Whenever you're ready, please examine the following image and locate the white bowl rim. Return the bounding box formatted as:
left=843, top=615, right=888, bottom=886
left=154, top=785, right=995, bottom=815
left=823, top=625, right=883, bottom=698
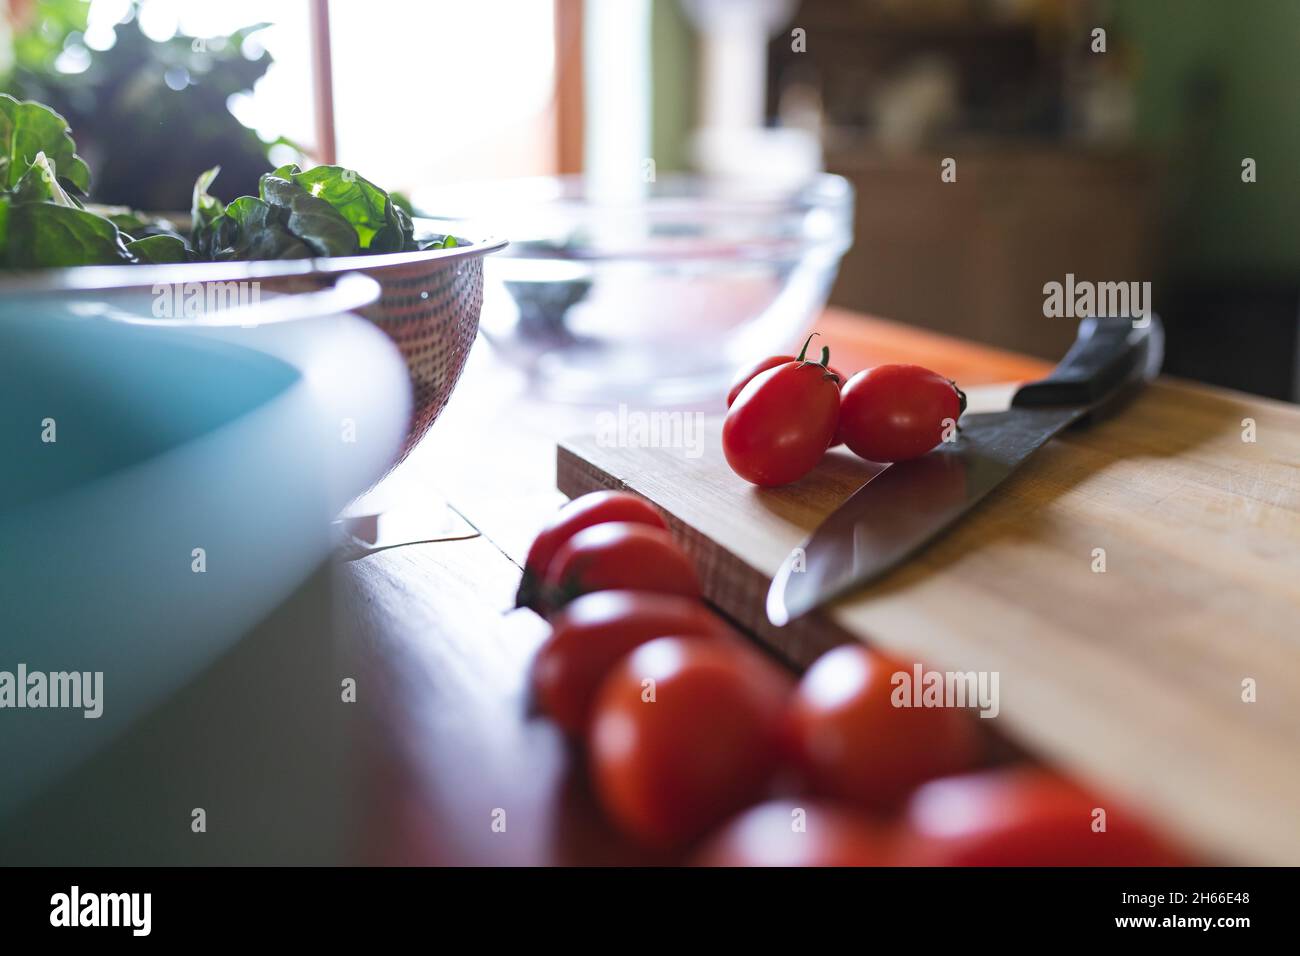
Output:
left=0, top=271, right=385, bottom=329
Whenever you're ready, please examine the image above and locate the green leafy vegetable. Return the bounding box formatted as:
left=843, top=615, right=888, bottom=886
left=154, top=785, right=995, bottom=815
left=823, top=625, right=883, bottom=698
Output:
left=0, top=96, right=131, bottom=268
left=3, top=199, right=132, bottom=267
left=12, top=152, right=78, bottom=207
left=0, top=93, right=90, bottom=194
left=95, top=206, right=186, bottom=244
left=102, top=209, right=155, bottom=234
left=259, top=170, right=359, bottom=257
left=213, top=195, right=313, bottom=260
left=0, top=94, right=465, bottom=272
left=191, top=166, right=225, bottom=237
left=125, top=234, right=190, bottom=264
left=278, top=165, right=398, bottom=250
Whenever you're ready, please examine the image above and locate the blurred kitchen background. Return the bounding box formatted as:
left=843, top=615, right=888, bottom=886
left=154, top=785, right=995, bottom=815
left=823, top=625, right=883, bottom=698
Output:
left=4, top=0, right=1298, bottom=402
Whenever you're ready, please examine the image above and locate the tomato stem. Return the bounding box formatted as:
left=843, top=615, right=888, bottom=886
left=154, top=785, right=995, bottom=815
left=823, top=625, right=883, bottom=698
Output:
left=948, top=379, right=968, bottom=432
left=797, top=332, right=838, bottom=381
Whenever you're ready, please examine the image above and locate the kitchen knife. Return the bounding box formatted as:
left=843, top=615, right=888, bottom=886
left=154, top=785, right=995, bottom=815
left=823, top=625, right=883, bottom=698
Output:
left=767, top=315, right=1164, bottom=626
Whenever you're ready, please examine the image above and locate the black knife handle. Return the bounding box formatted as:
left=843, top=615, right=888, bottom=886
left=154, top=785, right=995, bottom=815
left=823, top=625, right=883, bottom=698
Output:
left=1012, top=315, right=1161, bottom=416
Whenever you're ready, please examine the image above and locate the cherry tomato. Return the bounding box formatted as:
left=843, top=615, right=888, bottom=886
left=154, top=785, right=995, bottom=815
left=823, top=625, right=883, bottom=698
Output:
left=517, top=491, right=666, bottom=610
left=723, top=342, right=842, bottom=487
left=543, top=522, right=699, bottom=609
left=838, top=364, right=966, bottom=463
left=729, top=353, right=848, bottom=449
left=531, top=591, right=735, bottom=735
left=727, top=355, right=792, bottom=408
left=729, top=355, right=846, bottom=406
left=692, top=800, right=890, bottom=867
left=826, top=368, right=848, bottom=449
left=899, top=768, right=1190, bottom=866
left=589, top=637, right=792, bottom=848
left=786, top=645, right=981, bottom=812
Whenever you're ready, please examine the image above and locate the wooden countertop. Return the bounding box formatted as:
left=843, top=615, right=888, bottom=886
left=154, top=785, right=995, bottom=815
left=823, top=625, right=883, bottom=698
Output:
left=12, top=307, right=1285, bottom=865
left=335, top=309, right=1182, bottom=866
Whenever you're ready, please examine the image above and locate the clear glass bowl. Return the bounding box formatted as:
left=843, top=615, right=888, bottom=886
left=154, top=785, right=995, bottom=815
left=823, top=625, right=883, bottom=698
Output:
left=414, top=174, right=854, bottom=405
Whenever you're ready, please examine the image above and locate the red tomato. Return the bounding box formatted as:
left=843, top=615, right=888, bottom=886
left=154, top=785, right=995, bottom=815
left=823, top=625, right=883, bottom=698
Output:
left=722, top=352, right=842, bottom=487
left=729, top=356, right=847, bottom=404
left=692, top=800, right=890, bottom=867
left=838, top=364, right=966, bottom=463
left=826, top=366, right=848, bottom=449
left=727, top=355, right=792, bottom=408
left=532, top=591, right=735, bottom=735
left=786, top=645, right=981, bottom=812
left=729, top=353, right=848, bottom=449
left=898, top=768, right=1190, bottom=866
left=543, top=522, right=699, bottom=609
left=517, top=491, right=666, bottom=610
left=589, top=637, right=792, bottom=848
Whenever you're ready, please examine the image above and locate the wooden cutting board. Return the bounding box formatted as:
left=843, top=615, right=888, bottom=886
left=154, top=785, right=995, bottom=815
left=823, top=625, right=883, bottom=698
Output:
left=558, top=377, right=1300, bottom=865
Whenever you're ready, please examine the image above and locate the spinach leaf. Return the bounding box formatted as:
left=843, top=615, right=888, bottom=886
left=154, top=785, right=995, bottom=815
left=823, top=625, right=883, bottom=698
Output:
left=0, top=94, right=91, bottom=195
left=126, top=234, right=190, bottom=264
left=94, top=207, right=186, bottom=244
left=371, top=198, right=416, bottom=253
left=11, top=152, right=78, bottom=207
left=257, top=163, right=418, bottom=253
left=417, top=233, right=458, bottom=251
left=191, top=166, right=225, bottom=233
left=189, top=165, right=229, bottom=259
left=259, top=171, right=359, bottom=257
left=0, top=95, right=463, bottom=270
left=3, top=200, right=133, bottom=267
left=286, top=165, right=392, bottom=249
left=217, top=195, right=313, bottom=260
left=98, top=207, right=147, bottom=230
left=390, top=191, right=415, bottom=216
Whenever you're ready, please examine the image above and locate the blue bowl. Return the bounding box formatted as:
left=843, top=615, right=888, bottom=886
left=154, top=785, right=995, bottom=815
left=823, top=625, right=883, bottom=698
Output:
left=0, top=274, right=408, bottom=814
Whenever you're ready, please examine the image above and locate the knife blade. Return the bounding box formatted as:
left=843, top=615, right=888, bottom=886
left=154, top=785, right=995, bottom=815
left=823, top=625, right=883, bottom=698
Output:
left=767, top=315, right=1163, bottom=626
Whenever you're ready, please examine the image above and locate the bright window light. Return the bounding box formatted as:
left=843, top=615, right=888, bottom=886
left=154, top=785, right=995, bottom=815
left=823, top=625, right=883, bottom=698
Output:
left=112, top=0, right=557, bottom=190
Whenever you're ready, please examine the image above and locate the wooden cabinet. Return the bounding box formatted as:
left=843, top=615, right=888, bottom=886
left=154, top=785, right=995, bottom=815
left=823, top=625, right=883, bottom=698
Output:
left=827, top=146, right=1159, bottom=360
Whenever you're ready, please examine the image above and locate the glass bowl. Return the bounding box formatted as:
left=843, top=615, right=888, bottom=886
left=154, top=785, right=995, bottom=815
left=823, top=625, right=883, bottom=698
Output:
left=415, top=174, right=854, bottom=405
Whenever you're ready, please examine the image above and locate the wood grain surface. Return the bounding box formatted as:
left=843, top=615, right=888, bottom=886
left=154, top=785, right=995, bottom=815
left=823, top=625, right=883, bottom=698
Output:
left=310, top=309, right=1066, bottom=865
left=558, top=377, right=1300, bottom=865
left=24, top=305, right=1293, bottom=866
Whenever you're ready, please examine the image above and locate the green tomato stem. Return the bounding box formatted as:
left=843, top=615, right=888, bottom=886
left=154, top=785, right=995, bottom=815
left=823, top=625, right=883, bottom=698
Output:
left=796, top=331, right=819, bottom=363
